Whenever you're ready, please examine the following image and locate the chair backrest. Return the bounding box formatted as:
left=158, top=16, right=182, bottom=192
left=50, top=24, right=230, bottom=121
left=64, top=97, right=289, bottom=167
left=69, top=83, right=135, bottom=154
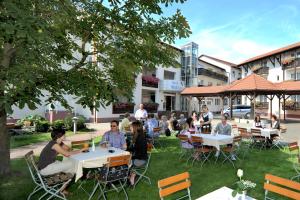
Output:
left=250, top=128, right=261, bottom=135
left=158, top=172, right=191, bottom=200
left=237, top=127, right=247, bottom=135
left=178, top=134, right=189, bottom=142
left=233, top=135, right=242, bottom=143
left=264, top=173, right=300, bottom=199
left=107, top=154, right=131, bottom=168
left=153, top=127, right=161, bottom=132
left=189, top=130, right=195, bottom=134
left=289, top=142, right=299, bottom=152
left=71, top=139, right=91, bottom=150
left=190, top=136, right=203, bottom=144
left=25, top=151, right=45, bottom=187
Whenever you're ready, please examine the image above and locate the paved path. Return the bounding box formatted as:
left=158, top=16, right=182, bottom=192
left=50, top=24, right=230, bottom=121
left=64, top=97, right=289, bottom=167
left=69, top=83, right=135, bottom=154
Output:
left=10, top=123, right=110, bottom=159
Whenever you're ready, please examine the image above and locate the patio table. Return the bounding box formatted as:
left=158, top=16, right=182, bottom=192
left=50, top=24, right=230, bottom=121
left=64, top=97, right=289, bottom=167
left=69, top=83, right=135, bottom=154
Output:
left=247, top=128, right=278, bottom=138
left=184, top=132, right=233, bottom=150
left=196, top=186, right=256, bottom=200
left=70, top=147, right=130, bottom=182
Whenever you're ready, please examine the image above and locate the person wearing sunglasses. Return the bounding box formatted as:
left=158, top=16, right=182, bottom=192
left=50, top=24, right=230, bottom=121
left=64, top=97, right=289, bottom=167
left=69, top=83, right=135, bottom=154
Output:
left=100, top=120, right=127, bottom=150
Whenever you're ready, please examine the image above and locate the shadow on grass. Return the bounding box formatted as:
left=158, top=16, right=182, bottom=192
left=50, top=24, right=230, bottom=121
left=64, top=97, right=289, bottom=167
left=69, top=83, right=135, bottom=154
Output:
left=1, top=136, right=297, bottom=200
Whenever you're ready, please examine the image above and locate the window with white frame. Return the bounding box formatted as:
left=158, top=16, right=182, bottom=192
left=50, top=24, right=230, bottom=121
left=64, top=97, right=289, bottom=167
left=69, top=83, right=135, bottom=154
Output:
left=291, top=72, right=300, bottom=80
left=215, top=98, right=220, bottom=105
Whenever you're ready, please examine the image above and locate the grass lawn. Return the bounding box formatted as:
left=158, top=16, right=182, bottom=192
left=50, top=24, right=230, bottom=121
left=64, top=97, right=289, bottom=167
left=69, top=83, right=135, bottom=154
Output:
left=1, top=136, right=298, bottom=200
left=10, top=130, right=93, bottom=148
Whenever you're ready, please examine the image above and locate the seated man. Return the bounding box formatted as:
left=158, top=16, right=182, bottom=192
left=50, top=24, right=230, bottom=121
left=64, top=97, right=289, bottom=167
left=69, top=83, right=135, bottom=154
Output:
left=144, top=113, right=160, bottom=138
left=100, top=120, right=127, bottom=150
left=214, top=115, right=232, bottom=136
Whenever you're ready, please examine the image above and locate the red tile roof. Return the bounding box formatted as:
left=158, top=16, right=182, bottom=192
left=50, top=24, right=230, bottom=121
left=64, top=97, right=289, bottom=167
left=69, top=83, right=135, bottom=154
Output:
left=181, top=74, right=300, bottom=96
left=226, top=73, right=278, bottom=92
left=239, top=41, right=300, bottom=65
left=181, top=85, right=228, bottom=96
left=199, top=55, right=238, bottom=68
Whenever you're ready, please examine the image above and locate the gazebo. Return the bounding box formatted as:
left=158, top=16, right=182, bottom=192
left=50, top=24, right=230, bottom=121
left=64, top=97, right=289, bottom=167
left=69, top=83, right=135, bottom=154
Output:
left=181, top=74, right=300, bottom=121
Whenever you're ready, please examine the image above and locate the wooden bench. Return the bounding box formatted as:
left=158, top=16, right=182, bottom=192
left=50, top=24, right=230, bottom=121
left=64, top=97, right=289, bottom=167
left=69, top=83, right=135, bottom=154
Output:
left=264, top=173, right=300, bottom=200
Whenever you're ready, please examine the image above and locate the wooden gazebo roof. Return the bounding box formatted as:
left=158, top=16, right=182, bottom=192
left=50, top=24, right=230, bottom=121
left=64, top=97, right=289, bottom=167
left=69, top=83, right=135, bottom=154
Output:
left=181, top=74, right=300, bottom=97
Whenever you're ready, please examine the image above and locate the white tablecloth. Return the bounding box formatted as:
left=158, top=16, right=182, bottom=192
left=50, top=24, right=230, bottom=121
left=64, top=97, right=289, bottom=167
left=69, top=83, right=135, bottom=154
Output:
left=247, top=128, right=278, bottom=138
left=196, top=186, right=256, bottom=200
left=184, top=132, right=233, bottom=150
left=70, top=147, right=130, bottom=182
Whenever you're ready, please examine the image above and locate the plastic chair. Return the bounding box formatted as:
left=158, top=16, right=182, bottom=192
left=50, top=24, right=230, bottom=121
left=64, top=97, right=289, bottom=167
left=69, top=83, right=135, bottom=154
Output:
left=158, top=172, right=191, bottom=200
left=25, top=151, right=72, bottom=200
left=89, top=154, right=131, bottom=200
left=264, top=173, right=300, bottom=200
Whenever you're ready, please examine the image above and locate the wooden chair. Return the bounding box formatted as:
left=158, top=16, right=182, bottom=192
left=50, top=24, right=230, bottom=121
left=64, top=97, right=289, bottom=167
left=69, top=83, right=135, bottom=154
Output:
left=178, top=134, right=193, bottom=161
left=221, top=136, right=242, bottom=168
left=190, top=136, right=213, bottom=166
left=291, top=156, right=300, bottom=181
left=288, top=142, right=299, bottom=158
left=89, top=155, right=131, bottom=200
left=251, top=128, right=266, bottom=150
left=264, top=173, right=300, bottom=200
left=158, top=172, right=191, bottom=200
left=71, top=139, right=91, bottom=150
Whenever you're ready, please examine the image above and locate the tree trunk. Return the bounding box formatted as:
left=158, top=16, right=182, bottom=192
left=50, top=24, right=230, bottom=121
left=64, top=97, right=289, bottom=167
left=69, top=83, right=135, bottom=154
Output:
left=0, top=104, right=9, bottom=175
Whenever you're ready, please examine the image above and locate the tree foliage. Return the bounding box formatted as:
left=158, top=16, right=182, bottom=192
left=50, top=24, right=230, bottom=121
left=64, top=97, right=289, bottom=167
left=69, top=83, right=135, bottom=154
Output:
left=0, top=0, right=191, bottom=112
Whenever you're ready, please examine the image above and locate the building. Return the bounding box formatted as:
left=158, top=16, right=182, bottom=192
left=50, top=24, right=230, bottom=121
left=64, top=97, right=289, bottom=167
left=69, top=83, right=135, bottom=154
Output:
left=238, top=41, right=300, bottom=118
left=9, top=44, right=184, bottom=123
left=186, top=54, right=241, bottom=113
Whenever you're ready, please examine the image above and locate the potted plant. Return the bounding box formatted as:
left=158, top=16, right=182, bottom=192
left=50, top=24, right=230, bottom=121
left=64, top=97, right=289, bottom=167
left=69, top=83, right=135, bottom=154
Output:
left=232, top=169, right=256, bottom=199
left=112, top=102, right=135, bottom=114
left=142, top=75, right=159, bottom=88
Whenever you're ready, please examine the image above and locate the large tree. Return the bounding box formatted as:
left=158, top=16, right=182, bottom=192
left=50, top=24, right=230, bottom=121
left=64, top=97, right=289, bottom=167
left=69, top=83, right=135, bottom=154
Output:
left=0, top=0, right=190, bottom=175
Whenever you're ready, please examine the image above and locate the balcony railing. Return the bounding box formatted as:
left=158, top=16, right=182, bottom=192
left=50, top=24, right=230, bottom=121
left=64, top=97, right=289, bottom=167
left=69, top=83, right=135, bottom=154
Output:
left=197, top=68, right=228, bottom=82
left=160, top=80, right=184, bottom=92
left=255, top=102, right=269, bottom=109
left=142, top=75, right=159, bottom=88
left=283, top=58, right=300, bottom=69
left=112, top=103, right=135, bottom=114
left=254, top=66, right=269, bottom=76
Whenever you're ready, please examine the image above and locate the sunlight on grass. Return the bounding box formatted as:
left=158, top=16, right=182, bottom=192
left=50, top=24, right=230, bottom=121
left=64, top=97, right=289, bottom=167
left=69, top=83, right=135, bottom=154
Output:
left=1, top=136, right=298, bottom=200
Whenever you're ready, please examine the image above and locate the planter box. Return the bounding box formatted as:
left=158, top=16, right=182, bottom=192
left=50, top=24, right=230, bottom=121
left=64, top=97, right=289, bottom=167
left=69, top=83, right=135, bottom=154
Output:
left=142, top=75, right=159, bottom=88
left=112, top=103, right=135, bottom=114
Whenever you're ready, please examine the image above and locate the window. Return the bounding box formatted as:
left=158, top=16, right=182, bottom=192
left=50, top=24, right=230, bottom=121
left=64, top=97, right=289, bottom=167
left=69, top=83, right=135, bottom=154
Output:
left=291, top=72, right=300, bottom=80
left=297, top=52, right=300, bottom=58
left=224, top=98, right=228, bottom=105
left=277, top=75, right=279, bottom=81
left=215, top=98, right=220, bottom=105
left=232, top=71, right=236, bottom=78
left=208, top=82, right=213, bottom=86
left=164, top=70, right=175, bottom=80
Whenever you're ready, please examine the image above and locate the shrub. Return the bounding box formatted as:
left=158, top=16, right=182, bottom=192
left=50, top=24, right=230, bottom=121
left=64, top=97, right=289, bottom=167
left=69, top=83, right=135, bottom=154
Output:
left=35, top=120, right=50, bottom=132
left=63, top=115, right=86, bottom=131
left=52, top=120, right=65, bottom=130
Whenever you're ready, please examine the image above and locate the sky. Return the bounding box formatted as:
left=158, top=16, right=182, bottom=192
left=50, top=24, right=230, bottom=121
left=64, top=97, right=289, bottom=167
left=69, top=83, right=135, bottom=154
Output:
left=163, top=0, right=300, bottom=64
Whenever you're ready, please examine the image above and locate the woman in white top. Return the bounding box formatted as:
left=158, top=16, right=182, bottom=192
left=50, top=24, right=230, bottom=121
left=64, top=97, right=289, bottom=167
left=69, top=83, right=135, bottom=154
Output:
left=253, top=115, right=262, bottom=128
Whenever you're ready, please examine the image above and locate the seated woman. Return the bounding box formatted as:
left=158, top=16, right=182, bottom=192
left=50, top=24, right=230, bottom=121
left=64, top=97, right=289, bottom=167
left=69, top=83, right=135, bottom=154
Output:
left=253, top=114, right=262, bottom=128
left=159, top=115, right=170, bottom=136
left=271, top=114, right=280, bottom=130
left=38, top=128, right=84, bottom=194
left=128, top=121, right=148, bottom=185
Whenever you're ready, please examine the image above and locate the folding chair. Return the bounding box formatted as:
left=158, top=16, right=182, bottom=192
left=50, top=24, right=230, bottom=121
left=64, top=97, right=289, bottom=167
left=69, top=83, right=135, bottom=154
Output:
left=264, top=173, right=300, bottom=200
left=291, top=156, right=300, bottom=181
left=190, top=136, right=213, bottom=167
left=238, top=127, right=252, bottom=159
left=288, top=142, right=299, bottom=158
left=150, top=127, right=162, bottom=148
left=89, top=155, right=131, bottom=200
left=271, top=128, right=286, bottom=150
left=251, top=128, right=267, bottom=150
left=178, top=134, right=193, bottom=162
left=158, top=172, right=191, bottom=200
left=221, top=136, right=242, bottom=168
left=132, top=143, right=153, bottom=188
left=25, top=151, right=72, bottom=200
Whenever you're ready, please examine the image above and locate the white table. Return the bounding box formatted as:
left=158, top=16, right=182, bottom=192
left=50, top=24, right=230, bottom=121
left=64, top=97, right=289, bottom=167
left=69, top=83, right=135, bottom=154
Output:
left=247, top=128, right=278, bottom=138
left=70, top=147, right=130, bottom=182
left=184, top=132, right=233, bottom=150
left=196, top=186, right=256, bottom=200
